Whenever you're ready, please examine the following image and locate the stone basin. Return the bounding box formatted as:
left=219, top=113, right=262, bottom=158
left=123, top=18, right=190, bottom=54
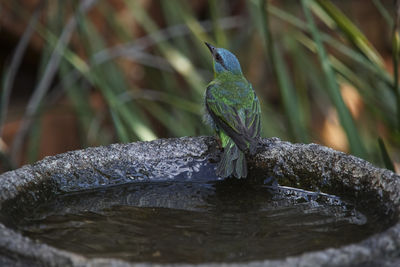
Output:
left=0, top=136, right=399, bottom=266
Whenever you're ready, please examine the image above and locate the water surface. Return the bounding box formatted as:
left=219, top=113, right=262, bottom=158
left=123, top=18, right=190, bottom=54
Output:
left=11, top=180, right=392, bottom=263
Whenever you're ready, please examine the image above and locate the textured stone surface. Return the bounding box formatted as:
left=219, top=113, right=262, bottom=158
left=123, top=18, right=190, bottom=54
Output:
left=0, top=136, right=399, bottom=266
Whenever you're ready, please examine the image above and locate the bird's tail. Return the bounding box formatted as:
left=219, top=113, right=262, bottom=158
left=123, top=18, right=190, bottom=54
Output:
left=216, top=139, right=247, bottom=178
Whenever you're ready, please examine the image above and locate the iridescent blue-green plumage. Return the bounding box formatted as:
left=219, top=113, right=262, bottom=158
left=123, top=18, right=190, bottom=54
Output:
left=204, top=43, right=261, bottom=178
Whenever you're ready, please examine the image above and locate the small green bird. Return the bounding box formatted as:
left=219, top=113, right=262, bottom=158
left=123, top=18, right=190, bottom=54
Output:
left=204, top=43, right=261, bottom=179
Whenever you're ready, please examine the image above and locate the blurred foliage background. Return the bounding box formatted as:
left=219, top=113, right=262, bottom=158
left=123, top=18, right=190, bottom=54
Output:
left=0, top=0, right=399, bottom=174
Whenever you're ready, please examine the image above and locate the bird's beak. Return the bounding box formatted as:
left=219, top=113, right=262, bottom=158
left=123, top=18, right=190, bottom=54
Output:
left=205, top=42, right=216, bottom=55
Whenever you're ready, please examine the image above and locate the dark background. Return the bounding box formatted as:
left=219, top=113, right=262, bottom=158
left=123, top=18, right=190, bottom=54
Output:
left=0, top=0, right=398, bottom=173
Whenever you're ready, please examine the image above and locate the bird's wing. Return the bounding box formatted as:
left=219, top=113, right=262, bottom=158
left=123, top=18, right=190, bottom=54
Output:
left=206, top=84, right=261, bottom=154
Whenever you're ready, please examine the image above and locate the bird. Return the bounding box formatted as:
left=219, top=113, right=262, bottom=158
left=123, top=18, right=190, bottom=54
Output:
left=204, top=42, right=261, bottom=179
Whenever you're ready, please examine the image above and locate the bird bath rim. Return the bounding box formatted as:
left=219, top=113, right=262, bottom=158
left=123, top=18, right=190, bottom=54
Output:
left=0, top=136, right=399, bottom=266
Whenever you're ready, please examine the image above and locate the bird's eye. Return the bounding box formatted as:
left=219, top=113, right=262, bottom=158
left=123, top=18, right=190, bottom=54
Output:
left=215, top=53, right=222, bottom=62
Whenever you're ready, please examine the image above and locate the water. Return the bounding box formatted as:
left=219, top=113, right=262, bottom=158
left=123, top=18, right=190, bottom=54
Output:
left=7, top=180, right=393, bottom=264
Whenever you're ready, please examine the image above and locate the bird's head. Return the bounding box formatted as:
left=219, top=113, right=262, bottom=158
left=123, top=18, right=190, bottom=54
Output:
left=205, top=42, right=242, bottom=75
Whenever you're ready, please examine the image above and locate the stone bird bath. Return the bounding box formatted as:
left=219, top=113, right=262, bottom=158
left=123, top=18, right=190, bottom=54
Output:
left=0, top=136, right=399, bottom=266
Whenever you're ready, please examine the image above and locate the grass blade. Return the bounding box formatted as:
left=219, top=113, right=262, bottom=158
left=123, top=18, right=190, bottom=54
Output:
left=302, top=0, right=367, bottom=158
left=0, top=3, right=42, bottom=138
left=372, top=0, right=393, bottom=28
left=253, top=0, right=309, bottom=142
left=378, top=137, right=395, bottom=171
left=268, top=4, right=392, bottom=86
left=314, top=0, right=384, bottom=68
left=110, top=110, right=130, bottom=143
left=10, top=0, right=98, bottom=163
left=392, top=1, right=400, bottom=131
left=209, top=0, right=228, bottom=47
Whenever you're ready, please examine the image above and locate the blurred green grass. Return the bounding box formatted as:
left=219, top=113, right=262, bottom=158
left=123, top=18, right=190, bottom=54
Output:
left=1, top=0, right=399, bottom=172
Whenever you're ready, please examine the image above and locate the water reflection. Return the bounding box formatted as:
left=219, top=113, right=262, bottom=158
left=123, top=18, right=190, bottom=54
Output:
left=13, top=179, right=391, bottom=263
